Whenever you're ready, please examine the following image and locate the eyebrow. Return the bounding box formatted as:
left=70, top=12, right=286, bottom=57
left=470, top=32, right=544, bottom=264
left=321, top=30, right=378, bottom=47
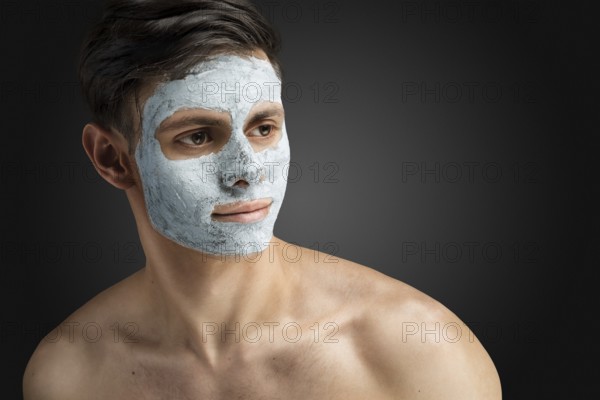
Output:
left=244, top=108, right=284, bottom=129
left=157, top=107, right=284, bottom=134
left=158, top=115, right=228, bottom=134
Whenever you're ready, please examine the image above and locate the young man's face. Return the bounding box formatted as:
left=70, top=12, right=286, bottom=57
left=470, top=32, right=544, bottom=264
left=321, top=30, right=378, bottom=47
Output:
left=134, top=52, right=290, bottom=256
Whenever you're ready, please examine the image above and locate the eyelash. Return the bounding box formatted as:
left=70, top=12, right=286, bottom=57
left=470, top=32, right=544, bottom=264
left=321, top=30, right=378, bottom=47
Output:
left=248, top=124, right=276, bottom=138
left=177, top=131, right=211, bottom=147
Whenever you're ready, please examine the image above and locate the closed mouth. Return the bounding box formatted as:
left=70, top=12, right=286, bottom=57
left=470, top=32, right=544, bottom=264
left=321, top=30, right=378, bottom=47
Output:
left=211, top=198, right=273, bottom=216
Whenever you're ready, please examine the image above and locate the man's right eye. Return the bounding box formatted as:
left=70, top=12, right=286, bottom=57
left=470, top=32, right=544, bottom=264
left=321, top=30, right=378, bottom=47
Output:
left=178, top=131, right=212, bottom=146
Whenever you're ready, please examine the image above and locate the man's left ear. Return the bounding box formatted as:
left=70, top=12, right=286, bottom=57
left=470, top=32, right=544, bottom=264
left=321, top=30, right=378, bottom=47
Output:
left=81, top=123, right=137, bottom=190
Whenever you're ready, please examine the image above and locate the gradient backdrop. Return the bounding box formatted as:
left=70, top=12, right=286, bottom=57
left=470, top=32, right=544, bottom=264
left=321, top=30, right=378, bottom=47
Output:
left=1, top=0, right=598, bottom=398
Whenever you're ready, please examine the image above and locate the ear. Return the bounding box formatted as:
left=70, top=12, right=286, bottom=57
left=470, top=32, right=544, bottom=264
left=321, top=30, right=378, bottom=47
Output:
left=82, top=123, right=136, bottom=190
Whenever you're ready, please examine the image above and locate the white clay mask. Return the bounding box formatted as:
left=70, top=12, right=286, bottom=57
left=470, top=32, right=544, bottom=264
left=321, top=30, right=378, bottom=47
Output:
left=135, top=54, right=290, bottom=255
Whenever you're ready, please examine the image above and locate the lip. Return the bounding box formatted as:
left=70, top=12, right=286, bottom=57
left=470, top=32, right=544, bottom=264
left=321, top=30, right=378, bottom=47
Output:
left=211, top=198, right=273, bottom=223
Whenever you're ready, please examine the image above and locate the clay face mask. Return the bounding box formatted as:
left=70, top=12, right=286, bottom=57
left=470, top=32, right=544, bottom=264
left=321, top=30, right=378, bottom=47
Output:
left=135, top=54, right=290, bottom=256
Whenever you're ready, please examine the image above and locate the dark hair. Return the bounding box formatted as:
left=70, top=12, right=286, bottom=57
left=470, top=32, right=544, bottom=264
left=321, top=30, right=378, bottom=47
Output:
left=78, top=0, right=282, bottom=148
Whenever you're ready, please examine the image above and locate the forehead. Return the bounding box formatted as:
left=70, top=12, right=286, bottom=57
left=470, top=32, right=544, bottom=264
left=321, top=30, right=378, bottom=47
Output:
left=140, top=54, right=282, bottom=134
left=144, top=54, right=279, bottom=104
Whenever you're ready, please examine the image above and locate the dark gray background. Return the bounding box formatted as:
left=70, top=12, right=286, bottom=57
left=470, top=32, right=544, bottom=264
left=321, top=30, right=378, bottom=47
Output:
left=1, top=0, right=598, bottom=398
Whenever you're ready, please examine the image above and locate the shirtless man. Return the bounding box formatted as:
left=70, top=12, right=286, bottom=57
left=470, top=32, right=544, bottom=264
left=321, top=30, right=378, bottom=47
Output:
left=23, top=0, right=502, bottom=398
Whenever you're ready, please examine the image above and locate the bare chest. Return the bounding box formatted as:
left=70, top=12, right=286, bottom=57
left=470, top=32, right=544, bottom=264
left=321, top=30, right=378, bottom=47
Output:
left=89, top=338, right=384, bottom=400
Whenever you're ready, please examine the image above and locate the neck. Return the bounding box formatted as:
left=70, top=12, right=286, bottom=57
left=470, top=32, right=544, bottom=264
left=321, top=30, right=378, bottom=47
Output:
left=145, top=234, right=290, bottom=320
left=134, top=218, right=293, bottom=359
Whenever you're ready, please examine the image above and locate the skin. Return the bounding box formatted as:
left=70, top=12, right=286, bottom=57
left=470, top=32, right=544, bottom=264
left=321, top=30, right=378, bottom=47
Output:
left=23, top=50, right=502, bottom=399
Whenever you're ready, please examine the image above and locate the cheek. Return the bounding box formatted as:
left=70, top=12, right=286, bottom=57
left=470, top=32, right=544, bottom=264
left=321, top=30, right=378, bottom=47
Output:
left=256, top=138, right=290, bottom=186
left=137, top=138, right=216, bottom=199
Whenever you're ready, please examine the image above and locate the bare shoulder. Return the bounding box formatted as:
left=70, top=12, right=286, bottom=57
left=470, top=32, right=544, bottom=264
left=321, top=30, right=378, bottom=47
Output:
left=23, top=270, right=143, bottom=400
left=298, top=248, right=502, bottom=399
left=362, top=283, right=502, bottom=399
left=23, top=326, right=89, bottom=400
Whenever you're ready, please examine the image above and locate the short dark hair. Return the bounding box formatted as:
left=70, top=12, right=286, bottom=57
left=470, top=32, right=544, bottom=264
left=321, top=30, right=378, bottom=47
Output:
left=78, top=0, right=282, bottom=147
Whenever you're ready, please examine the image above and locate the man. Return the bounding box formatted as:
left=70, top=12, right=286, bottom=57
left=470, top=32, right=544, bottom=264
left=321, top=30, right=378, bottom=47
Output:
left=23, top=0, right=501, bottom=398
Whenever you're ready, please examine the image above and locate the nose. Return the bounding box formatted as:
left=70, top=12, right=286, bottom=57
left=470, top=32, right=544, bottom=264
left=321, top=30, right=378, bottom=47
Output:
left=230, top=178, right=249, bottom=189
left=219, top=139, right=264, bottom=189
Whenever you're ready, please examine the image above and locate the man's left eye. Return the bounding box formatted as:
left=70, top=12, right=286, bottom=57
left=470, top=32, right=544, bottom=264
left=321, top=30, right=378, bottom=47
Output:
left=249, top=125, right=273, bottom=137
